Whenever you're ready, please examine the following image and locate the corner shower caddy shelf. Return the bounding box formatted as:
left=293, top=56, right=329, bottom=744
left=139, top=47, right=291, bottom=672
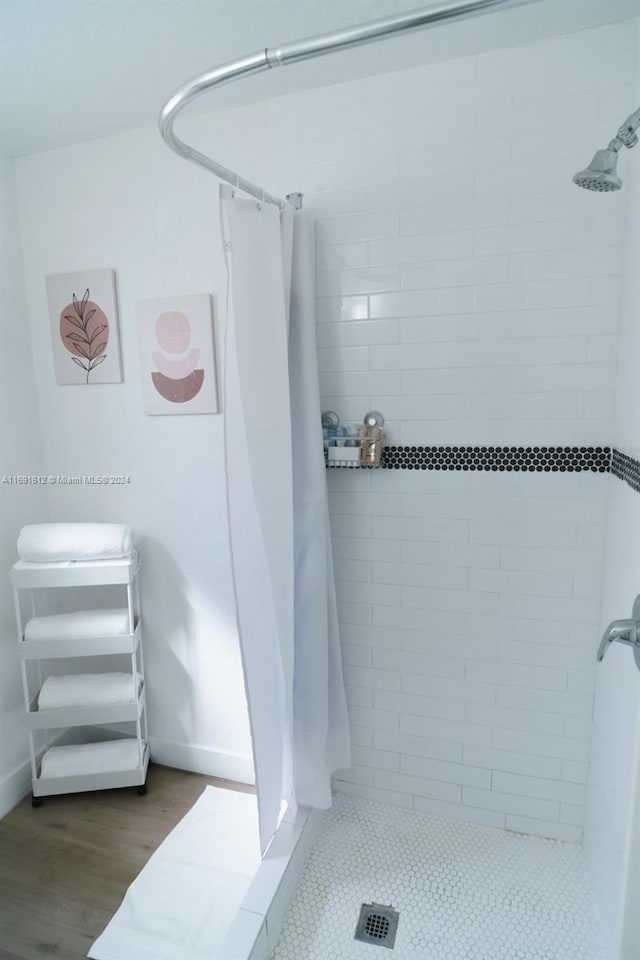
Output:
left=10, top=553, right=149, bottom=806
left=323, top=411, right=385, bottom=469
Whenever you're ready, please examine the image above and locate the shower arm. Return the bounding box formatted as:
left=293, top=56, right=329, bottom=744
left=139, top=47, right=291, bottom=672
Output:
left=609, top=106, right=640, bottom=151
left=159, top=0, right=532, bottom=208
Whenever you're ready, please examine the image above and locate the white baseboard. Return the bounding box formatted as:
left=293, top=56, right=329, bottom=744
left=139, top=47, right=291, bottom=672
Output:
left=149, top=737, right=255, bottom=786
left=0, top=756, right=32, bottom=819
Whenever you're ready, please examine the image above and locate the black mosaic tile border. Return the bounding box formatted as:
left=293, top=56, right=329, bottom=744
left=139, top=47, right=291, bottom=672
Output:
left=611, top=448, right=640, bottom=494
left=327, top=445, right=640, bottom=493
left=380, top=446, right=611, bottom=472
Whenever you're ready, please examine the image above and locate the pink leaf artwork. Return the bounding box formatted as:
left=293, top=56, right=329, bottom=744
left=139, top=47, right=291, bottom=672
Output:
left=59, top=288, right=110, bottom=383
left=46, top=269, right=123, bottom=385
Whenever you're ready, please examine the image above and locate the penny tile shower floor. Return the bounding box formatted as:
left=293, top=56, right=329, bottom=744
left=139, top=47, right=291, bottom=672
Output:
left=272, top=792, right=603, bottom=960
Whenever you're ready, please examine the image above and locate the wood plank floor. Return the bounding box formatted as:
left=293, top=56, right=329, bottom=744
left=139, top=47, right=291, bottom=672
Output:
left=0, top=764, right=255, bottom=960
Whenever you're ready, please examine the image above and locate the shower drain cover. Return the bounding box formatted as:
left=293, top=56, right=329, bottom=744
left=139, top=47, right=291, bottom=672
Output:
left=354, top=902, right=399, bottom=949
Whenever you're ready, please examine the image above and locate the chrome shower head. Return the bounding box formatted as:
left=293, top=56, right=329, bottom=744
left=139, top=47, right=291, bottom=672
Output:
left=573, top=105, right=640, bottom=192
left=573, top=147, right=622, bottom=192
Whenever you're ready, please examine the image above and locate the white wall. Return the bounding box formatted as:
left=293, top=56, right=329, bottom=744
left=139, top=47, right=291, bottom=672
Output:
left=0, top=156, right=47, bottom=815
left=13, top=111, right=272, bottom=782
left=261, top=19, right=635, bottom=840
left=585, top=19, right=640, bottom=957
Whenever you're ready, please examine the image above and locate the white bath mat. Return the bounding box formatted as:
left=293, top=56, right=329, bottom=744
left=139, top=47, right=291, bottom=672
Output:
left=89, top=784, right=260, bottom=960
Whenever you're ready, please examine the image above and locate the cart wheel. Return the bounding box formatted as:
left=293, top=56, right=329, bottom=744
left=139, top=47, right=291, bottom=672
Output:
left=137, top=783, right=147, bottom=796
left=31, top=794, right=43, bottom=808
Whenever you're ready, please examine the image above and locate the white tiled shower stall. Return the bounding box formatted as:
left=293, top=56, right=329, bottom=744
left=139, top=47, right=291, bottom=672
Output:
left=265, top=15, right=640, bottom=959
left=263, top=19, right=636, bottom=836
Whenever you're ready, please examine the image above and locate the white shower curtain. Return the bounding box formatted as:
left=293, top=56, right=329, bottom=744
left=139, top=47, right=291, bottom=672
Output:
left=220, top=186, right=350, bottom=853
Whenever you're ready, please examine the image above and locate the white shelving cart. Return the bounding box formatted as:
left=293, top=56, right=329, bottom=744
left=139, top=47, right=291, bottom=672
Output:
left=10, top=553, right=149, bottom=807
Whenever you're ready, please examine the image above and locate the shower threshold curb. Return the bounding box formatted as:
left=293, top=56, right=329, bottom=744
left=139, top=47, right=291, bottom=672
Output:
left=218, top=804, right=326, bottom=959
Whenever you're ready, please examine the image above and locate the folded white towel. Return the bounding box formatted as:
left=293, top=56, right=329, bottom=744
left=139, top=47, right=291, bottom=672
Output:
left=38, top=672, right=142, bottom=711
left=17, top=523, right=133, bottom=563
left=40, top=739, right=143, bottom=779
left=24, top=609, right=131, bottom=642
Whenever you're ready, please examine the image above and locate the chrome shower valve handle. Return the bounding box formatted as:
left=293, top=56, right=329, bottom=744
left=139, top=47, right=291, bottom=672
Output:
left=597, top=597, right=640, bottom=671
left=597, top=620, right=638, bottom=659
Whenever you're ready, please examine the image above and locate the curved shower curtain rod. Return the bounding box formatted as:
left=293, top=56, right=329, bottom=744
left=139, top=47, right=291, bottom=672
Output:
left=159, top=0, right=530, bottom=207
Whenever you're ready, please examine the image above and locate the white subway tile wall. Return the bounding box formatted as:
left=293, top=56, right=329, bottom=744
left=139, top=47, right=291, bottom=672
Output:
left=266, top=21, right=635, bottom=839
left=326, top=469, right=606, bottom=837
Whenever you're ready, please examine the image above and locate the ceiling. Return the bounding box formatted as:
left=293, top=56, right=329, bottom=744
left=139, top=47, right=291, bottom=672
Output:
left=1, top=0, right=638, bottom=157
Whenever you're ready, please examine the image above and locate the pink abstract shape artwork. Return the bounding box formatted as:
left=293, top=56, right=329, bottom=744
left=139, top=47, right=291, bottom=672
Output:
left=151, top=311, right=203, bottom=403
left=136, top=295, right=218, bottom=415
